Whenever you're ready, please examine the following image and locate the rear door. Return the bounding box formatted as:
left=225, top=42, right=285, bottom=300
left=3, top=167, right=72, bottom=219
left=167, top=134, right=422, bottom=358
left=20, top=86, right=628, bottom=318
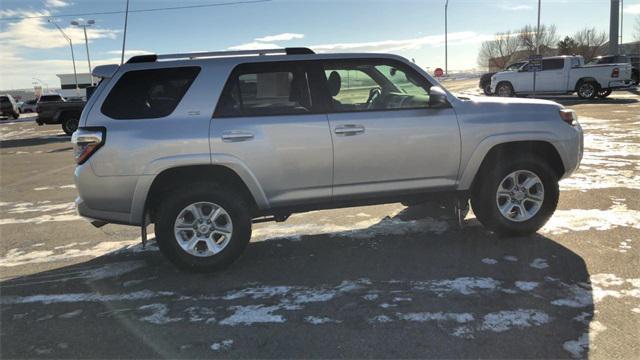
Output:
left=535, top=58, right=566, bottom=92
left=314, top=58, right=461, bottom=200
left=211, top=61, right=333, bottom=207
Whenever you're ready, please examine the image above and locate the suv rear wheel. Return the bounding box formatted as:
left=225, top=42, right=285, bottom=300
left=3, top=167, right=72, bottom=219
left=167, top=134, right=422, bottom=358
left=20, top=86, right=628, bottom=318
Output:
left=155, top=183, right=252, bottom=272
left=471, top=155, right=558, bottom=236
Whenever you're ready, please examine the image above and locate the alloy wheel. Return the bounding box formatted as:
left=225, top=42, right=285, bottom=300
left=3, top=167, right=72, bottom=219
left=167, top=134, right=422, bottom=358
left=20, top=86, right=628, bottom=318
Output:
left=173, top=202, right=233, bottom=257
left=495, top=170, right=545, bottom=222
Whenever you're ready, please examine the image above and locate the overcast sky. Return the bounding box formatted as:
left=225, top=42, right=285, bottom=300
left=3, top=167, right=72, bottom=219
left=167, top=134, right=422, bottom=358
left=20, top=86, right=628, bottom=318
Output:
left=1, top=0, right=639, bottom=89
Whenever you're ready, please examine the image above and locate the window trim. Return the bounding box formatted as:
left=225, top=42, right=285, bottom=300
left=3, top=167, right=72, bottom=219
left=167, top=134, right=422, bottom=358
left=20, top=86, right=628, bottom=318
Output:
left=213, top=61, right=324, bottom=119
left=100, top=66, right=201, bottom=120
left=314, top=58, right=444, bottom=114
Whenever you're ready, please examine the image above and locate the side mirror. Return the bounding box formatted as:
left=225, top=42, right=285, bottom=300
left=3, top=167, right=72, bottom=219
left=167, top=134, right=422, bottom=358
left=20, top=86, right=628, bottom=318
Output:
left=429, top=86, right=449, bottom=107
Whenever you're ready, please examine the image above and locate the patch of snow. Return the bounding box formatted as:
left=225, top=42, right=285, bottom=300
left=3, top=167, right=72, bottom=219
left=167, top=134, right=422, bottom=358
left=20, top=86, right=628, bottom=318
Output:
left=1, top=290, right=174, bottom=305
left=514, top=281, right=539, bottom=291
left=542, top=205, right=640, bottom=234
left=563, top=321, right=607, bottom=358
left=219, top=305, right=286, bottom=326
left=397, top=312, right=474, bottom=323
left=138, top=303, right=182, bottom=325
left=451, top=325, right=474, bottom=339
left=418, top=277, right=502, bottom=295
left=210, top=339, right=233, bottom=351
left=304, top=316, right=342, bottom=325
left=503, top=255, right=518, bottom=262
left=480, top=309, right=551, bottom=332
left=529, top=258, right=549, bottom=269
left=481, top=258, right=498, bottom=265
left=369, top=315, right=393, bottom=323
left=363, top=293, right=379, bottom=301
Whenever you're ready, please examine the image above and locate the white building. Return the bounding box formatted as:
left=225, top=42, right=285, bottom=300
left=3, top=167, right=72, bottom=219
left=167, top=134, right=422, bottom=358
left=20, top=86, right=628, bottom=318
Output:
left=56, top=73, right=99, bottom=99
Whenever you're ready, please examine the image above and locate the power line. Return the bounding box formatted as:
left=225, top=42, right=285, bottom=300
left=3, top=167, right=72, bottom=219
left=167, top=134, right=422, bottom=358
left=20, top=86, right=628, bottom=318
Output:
left=0, top=0, right=272, bottom=21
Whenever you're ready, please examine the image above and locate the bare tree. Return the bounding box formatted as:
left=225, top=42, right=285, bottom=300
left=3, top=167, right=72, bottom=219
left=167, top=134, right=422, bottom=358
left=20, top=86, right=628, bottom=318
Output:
left=557, top=36, right=578, bottom=55
left=573, top=27, right=607, bottom=62
left=477, top=31, right=521, bottom=70
left=518, top=24, right=559, bottom=56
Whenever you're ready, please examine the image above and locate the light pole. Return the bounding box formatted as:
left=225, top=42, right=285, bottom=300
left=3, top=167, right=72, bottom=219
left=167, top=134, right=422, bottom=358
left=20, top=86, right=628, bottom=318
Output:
left=71, top=19, right=95, bottom=85
left=445, top=0, right=448, bottom=76
left=32, top=78, right=49, bottom=92
left=121, top=0, right=130, bottom=65
left=48, top=19, right=79, bottom=96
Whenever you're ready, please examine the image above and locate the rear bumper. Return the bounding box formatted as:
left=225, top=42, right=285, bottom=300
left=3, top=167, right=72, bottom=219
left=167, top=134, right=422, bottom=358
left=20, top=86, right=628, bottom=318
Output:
left=76, top=196, right=133, bottom=226
left=607, top=79, right=634, bottom=90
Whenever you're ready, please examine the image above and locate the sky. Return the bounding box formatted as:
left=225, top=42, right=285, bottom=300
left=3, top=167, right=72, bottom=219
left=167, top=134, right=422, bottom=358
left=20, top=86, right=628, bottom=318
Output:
left=1, top=0, right=639, bottom=90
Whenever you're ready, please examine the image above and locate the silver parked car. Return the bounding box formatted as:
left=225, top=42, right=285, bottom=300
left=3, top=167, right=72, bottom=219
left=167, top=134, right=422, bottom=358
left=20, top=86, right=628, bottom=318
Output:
left=73, top=48, right=583, bottom=271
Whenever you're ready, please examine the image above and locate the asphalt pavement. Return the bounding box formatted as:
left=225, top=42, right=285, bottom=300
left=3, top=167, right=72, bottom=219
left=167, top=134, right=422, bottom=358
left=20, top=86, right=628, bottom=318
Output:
left=1, top=85, right=638, bottom=359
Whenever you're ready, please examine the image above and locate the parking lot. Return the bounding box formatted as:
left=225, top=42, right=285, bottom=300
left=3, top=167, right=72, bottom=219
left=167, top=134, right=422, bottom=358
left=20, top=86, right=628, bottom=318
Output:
left=1, top=82, right=639, bottom=358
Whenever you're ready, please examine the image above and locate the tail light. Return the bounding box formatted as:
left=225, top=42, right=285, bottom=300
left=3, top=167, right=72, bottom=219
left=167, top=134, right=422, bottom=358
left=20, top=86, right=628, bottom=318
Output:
left=559, top=109, right=577, bottom=126
left=611, top=68, right=619, bottom=78
left=71, top=127, right=105, bottom=164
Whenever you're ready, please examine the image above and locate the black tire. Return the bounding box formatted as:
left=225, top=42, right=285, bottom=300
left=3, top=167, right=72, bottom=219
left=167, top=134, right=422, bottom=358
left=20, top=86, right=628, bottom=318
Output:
left=155, top=182, right=252, bottom=272
left=471, top=155, right=559, bottom=236
left=483, top=83, right=493, bottom=96
left=10, top=112, right=19, bottom=120
left=496, top=82, right=514, bottom=97
left=61, top=116, right=79, bottom=135
left=576, top=81, right=597, bottom=99
left=596, top=89, right=612, bottom=98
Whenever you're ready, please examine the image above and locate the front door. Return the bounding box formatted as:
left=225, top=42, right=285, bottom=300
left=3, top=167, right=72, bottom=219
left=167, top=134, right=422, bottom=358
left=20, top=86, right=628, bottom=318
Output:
left=211, top=61, right=333, bottom=207
left=315, top=59, right=461, bottom=200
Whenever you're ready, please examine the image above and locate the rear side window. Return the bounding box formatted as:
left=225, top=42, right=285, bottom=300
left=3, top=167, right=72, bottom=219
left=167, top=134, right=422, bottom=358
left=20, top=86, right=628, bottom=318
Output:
left=542, top=59, right=564, bottom=70
left=214, top=62, right=312, bottom=117
left=101, top=67, right=200, bottom=120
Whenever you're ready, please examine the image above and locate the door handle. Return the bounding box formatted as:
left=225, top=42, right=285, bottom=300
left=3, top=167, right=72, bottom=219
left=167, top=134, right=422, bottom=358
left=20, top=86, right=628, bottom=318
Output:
left=221, top=131, right=254, bottom=142
left=334, top=124, right=365, bottom=136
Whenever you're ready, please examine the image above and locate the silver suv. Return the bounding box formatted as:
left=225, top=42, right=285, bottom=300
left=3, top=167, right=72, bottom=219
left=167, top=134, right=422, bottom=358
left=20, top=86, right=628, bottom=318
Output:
left=72, top=48, right=583, bottom=271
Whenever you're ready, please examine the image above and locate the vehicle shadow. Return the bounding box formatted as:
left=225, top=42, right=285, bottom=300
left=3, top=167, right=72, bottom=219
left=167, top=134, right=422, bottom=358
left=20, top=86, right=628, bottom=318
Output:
left=0, top=135, right=70, bottom=149
left=1, top=205, right=593, bottom=359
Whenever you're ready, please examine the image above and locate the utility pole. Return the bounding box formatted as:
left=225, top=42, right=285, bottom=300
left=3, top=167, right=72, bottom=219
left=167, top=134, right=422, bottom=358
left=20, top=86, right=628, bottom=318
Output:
left=610, top=0, right=620, bottom=55
left=48, top=19, right=79, bottom=96
left=532, top=0, right=541, bottom=97
left=121, top=0, right=130, bottom=65
left=445, top=0, right=449, bottom=76
left=620, top=0, right=623, bottom=47
left=71, top=19, right=96, bottom=85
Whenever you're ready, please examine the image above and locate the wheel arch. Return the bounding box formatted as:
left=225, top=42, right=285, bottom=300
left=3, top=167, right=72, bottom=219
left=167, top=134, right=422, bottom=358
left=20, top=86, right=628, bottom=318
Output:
left=574, top=77, right=600, bottom=91
left=139, top=164, right=267, bottom=225
left=460, top=139, right=565, bottom=192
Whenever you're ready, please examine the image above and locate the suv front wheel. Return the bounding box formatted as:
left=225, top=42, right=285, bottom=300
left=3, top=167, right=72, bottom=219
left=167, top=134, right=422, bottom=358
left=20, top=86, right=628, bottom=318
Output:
left=155, top=183, right=252, bottom=271
left=471, top=155, right=558, bottom=236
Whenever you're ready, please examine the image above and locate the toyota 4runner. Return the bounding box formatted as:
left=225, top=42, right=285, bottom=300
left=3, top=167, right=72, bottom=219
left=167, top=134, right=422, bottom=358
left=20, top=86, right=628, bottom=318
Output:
left=72, top=48, right=583, bottom=271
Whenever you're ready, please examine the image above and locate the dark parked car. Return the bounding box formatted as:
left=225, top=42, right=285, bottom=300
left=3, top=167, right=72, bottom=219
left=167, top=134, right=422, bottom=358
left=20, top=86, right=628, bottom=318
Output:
left=479, top=61, right=526, bottom=95
left=36, top=94, right=86, bottom=135
left=1, top=94, right=20, bottom=120
left=589, top=54, right=639, bottom=85
left=20, top=99, right=38, bottom=113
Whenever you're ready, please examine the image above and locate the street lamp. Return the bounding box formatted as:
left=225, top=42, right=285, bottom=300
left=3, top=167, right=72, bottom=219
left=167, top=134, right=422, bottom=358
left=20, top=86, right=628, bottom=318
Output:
left=71, top=19, right=95, bottom=85
left=48, top=19, right=79, bottom=96
left=32, top=78, right=49, bottom=92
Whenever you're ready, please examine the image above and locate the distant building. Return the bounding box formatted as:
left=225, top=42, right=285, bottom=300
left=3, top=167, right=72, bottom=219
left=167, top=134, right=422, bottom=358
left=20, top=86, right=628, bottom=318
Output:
left=56, top=73, right=99, bottom=99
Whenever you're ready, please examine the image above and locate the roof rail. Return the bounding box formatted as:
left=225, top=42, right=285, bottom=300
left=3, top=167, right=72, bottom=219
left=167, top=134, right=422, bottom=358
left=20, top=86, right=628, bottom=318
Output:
left=126, top=47, right=314, bottom=64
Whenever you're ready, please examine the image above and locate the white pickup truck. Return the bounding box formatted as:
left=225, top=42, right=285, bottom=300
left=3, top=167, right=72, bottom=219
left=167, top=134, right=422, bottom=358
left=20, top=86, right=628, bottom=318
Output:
left=490, top=55, right=633, bottom=99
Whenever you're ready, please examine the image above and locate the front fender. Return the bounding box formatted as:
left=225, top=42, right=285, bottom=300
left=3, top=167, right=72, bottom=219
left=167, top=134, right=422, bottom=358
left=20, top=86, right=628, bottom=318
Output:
left=457, top=132, right=561, bottom=190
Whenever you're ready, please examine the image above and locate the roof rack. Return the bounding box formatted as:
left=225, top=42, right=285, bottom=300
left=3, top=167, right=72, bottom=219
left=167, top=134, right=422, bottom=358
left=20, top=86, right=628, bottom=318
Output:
left=126, top=47, right=314, bottom=64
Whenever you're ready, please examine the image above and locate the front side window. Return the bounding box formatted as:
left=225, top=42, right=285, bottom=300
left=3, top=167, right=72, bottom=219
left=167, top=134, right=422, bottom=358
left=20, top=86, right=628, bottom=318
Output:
left=322, top=60, right=432, bottom=112
left=101, top=67, right=200, bottom=120
left=505, top=62, right=524, bottom=71
left=215, top=62, right=312, bottom=117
